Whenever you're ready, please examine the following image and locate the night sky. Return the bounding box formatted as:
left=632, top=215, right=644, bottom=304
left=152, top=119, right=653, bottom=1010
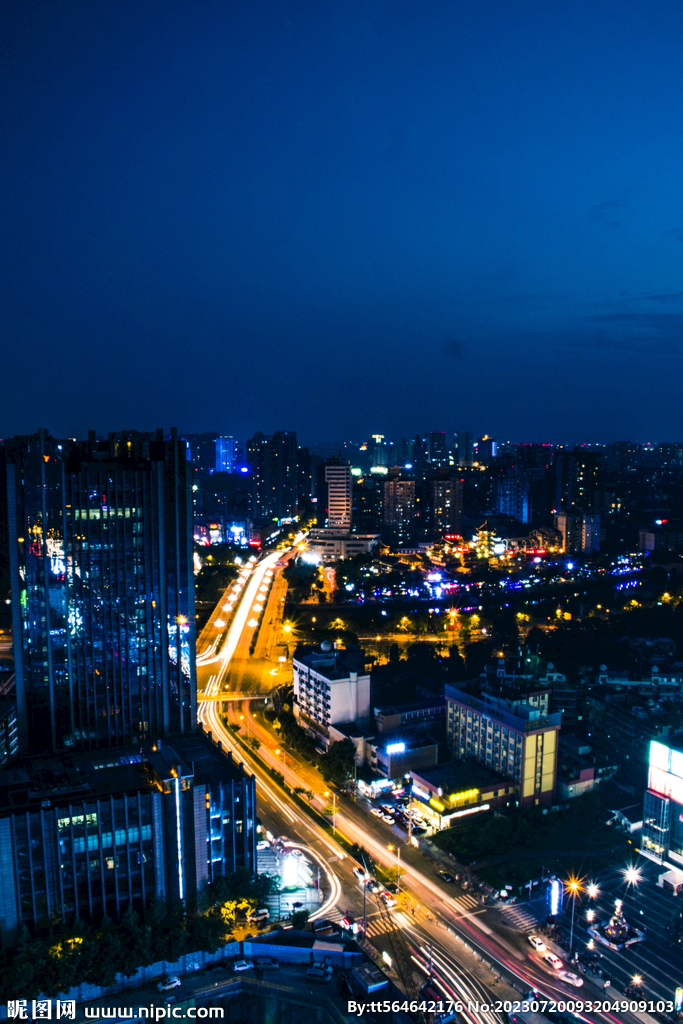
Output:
left=3, top=1, right=683, bottom=443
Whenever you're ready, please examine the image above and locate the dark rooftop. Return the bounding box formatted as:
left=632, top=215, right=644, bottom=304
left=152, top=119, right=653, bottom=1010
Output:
left=411, top=760, right=509, bottom=792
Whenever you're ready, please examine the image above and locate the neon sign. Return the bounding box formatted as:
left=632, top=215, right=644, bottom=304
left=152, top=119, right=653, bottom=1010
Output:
left=386, top=742, right=405, bottom=755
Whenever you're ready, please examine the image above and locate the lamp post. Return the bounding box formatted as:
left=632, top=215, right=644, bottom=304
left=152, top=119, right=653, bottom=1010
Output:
left=565, top=876, right=581, bottom=956
left=623, top=864, right=643, bottom=917
left=388, top=844, right=402, bottom=893
left=324, top=790, right=336, bottom=835
left=275, top=747, right=286, bottom=781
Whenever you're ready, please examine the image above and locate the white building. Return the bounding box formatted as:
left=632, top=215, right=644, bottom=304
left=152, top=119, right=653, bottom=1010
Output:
left=293, top=643, right=371, bottom=734
left=305, top=528, right=379, bottom=562
left=323, top=462, right=353, bottom=530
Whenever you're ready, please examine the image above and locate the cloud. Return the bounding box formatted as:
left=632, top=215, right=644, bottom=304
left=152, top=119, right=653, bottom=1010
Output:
left=631, top=292, right=683, bottom=303
left=589, top=200, right=633, bottom=230
left=442, top=336, right=466, bottom=358
left=585, top=312, right=683, bottom=352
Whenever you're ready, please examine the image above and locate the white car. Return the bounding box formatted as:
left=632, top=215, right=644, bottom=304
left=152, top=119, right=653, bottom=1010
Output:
left=353, top=866, right=367, bottom=882
left=527, top=935, right=546, bottom=952
left=257, top=840, right=270, bottom=850
left=232, top=960, right=254, bottom=972
left=370, top=807, right=383, bottom=817
left=381, top=814, right=395, bottom=824
left=544, top=952, right=563, bottom=970
left=157, top=977, right=181, bottom=992
left=559, top=971, right=584, bottom=988
left=381, top=892, right=398, bottom=907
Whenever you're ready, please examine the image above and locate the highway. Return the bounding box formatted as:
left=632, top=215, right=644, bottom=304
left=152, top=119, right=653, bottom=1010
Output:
left=194, top=546, right=649, bottom=1024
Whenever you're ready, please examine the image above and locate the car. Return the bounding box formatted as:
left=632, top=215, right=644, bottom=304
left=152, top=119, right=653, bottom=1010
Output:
left=381, top=814, right=395, bottom=824
left=247, top=908, right=270, bottom=922
left=291, top=849, right=304, bottom=858
left=380, top=803, right=394, bottom=813
left=437, top=871, right=454, bottom=883
left=255, top=958, right=279, bottom=970
left=353, top=866, right=368, bottom=882
left=366, top=878, right=382, bottom=893
left=370, top=807, right=383, bottom=817
left=157, top=977, right=181, bottom=992
left=558, top=971, right=583, bottom=988
left=381, top=892, right=398, bottom=907
left=256, top=840, right=270, bottom=850
left=527, top=935, right=546, bottom=952
left=384, top=882, right=400, bottom=894
left=232, top=960, right=254, bottom=972
left=543, top=953, right=563, bottom=970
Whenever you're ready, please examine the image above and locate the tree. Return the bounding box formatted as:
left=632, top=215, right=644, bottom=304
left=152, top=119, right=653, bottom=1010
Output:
left=249, top=736, right=261, bottom=751
left=318, top=738, right=356, bottom=789
left=290, top=909, right=309, bottom=930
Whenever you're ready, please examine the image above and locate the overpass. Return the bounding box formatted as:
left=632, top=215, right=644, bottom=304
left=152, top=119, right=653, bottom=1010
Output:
left=197, top=692, right=274, bottom=702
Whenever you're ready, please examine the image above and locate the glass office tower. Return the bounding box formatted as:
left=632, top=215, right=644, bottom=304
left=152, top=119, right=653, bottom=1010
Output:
left=6, top=429, right=196, bottom=754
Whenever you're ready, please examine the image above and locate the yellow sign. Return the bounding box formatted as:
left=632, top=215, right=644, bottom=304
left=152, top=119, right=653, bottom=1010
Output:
left=449, top=788, right=479, bottom=802
left=429, top=797, right=445, bottom=812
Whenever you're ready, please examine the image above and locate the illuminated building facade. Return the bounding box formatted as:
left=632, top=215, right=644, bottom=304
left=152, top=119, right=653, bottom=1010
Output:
left=316, top=459, right=353, bottom=530
left=409, top=762, right=515, bottom=828
left=5, top=429, right=196, bottom=754
left=247, top=430, right=298, bottom=521
left=0, top=732, right=256, bottom=940
left=445, top=684, right=561, bottom=808
left=293, top=644, right=370, bottom=734
left=641, top=736, right=683, bottom=865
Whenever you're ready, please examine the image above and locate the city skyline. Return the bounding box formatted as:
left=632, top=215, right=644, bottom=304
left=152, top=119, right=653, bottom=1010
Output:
left=4, top=1, right=683, bottom=440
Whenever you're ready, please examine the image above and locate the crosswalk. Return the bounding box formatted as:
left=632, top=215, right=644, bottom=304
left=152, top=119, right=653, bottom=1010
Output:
left=499, top=901, right=540, bottom=930
left=453, top=893, right=479, bottom=911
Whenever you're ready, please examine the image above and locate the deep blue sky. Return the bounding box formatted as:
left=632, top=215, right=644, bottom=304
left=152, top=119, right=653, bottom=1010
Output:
left=3, top=0, right=683, bottom=443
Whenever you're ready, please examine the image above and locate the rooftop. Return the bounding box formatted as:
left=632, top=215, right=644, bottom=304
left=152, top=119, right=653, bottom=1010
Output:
left=0, top=729, right=252, bottom=813
left=293, top=644, right=367, bottom=678
left=411, top=760, right=510, bottom=792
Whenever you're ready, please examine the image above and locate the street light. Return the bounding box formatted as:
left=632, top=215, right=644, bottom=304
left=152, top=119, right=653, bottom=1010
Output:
left=586, top=882, right=600, bottom=900
left=622, top=863, right=643, bottom=916
left=324, top=790, right=337, bottom=835
left=564, top=875, right=582, bottom=956
left=388, top=844, right=402, bottom=894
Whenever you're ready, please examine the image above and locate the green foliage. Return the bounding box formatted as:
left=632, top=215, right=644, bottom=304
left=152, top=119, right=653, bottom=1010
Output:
left=290, top=909, right=309, bottom=930
left=282, top=561, right=319, bottom=602
left=277, top=706, right=318, bottom=759
left=433, top=792, right=619, bottom=864
left=318, top=738, right=356, bottom=789
left=0, top=873, right=275, bottom=1001
left=249, top=736, right=261, bottom=751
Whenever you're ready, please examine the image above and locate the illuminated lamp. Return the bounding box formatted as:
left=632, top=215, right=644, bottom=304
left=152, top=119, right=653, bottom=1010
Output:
left=386, top=742, right=406, bottom=755
left=549, top=879, right=561, bottom=916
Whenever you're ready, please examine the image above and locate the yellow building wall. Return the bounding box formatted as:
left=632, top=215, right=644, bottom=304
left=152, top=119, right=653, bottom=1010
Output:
left=541, top=729, right=557, bottom=793
left=522, top=733, right=537, bottom=799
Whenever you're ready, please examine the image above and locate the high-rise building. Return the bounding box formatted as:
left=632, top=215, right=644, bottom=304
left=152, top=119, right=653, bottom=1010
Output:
left=368, top=434, right=387, bottom=470
left=445, top=684, right=561, bottom=808
left=428, top=432, right=448, bottom=468
left=352, top=476, right=383, bottom=534
left=428, top=476, right=463, bottom=537
left=475, top=435, right=497, bottom=465
left=383, top=478, right=416, bottom=548
left=5, top=429, right=196, bottom=755
left=215, top=435, right=236, bottom=474
left=316, top=459, right=352, bottom=530
left=553, top=512, right=601, bottom=554
left=247, top=430, right=298, bottom=521
left=554, top=447, right=603, bottom=514
left=0, top=732, right=257, bottom=939
left=455, top=431, right=473, bottom=467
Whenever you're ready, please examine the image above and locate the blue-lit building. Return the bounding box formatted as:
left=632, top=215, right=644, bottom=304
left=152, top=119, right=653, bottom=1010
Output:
left=641, top=736, right=683, bottom=866
left=5, top=429, right=196, bottom=754
left=0, top=730, right=256, bottom=941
